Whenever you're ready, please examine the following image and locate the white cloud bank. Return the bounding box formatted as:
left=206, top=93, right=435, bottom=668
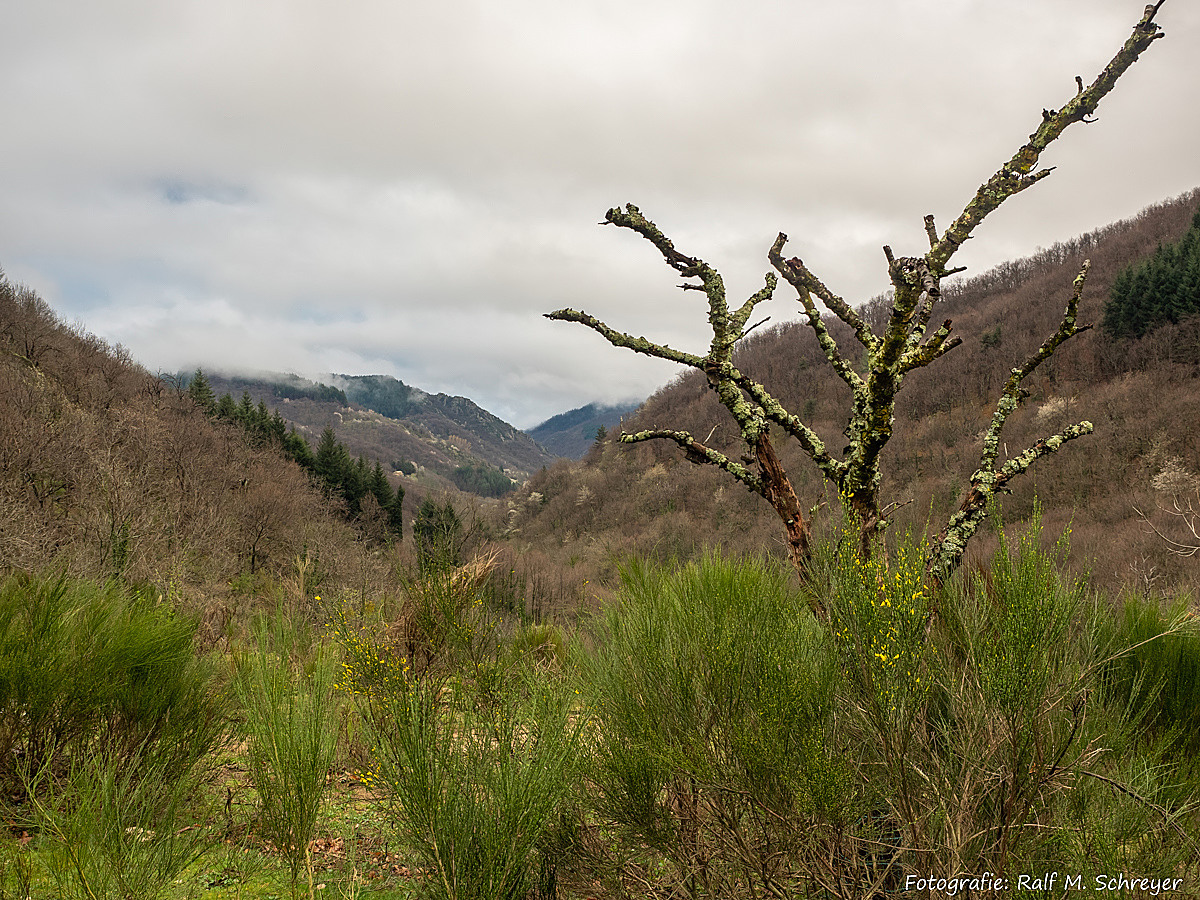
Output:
left=1, top=0, right=1196, bottom=428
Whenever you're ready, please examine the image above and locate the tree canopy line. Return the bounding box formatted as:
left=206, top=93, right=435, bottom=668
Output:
left=184, top=369, right=404, bottom=540
left=1103, top=205, right=1200, bottom=339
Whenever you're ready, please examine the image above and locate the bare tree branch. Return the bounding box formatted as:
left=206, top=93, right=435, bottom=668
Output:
left=543, top=308, right=705, bottom=369
left=768, top=236, right=867, bottom=393
left=1134, top=493, right=1200, bottom=558
left=738, top=315, right=772, bottom=341
left=900, top=321, right=963, bottom=373
left=770, top=234, right=878, bottom=353
left=554, top=207, right=821, bottom=581
left=927, top=6, right=1166, bottom=274
left=731, top=371, right=848, bottom=483
left=927, top=262, right=1096, bottom=586
left=620, top=428, right=762, bottom=492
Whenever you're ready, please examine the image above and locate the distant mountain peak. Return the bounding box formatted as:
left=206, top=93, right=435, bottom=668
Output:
left=528, top=401, right=642, bottom=459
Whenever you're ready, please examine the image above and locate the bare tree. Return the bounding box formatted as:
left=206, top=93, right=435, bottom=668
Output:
left=1135, top=456, right=1200, bottom=559
left=548, top=3, right=1168, bottom=597
left=1138, top=494, right=1200, bottom=559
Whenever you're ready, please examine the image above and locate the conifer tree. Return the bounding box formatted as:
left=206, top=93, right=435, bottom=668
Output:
left=343, top=456, right=368, bottom=516
left=283, top=429, right=315, bottom=471
left=414, top=498, right=462, bottom=572
left=215, top=393, right=237, bottom=422
left=186, top=368, right=216, bottom=413
left=314, top=427, right=346, bottom=490
left=368, top=462, right=391, bottom=509
left=387, top=483, right=405, bottom=540
left=236, top=391, right=255, bottom=427
left=255, top=400, right=271, bottom=439
left=1103, top=204, right=1200, bottom=339
left=269, top=410, right=288, bottom=445
left=365, top=461, right=404, bottom=540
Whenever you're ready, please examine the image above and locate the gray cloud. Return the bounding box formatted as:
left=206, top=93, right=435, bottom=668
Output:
left=2, top=0, right=1197, bottom=428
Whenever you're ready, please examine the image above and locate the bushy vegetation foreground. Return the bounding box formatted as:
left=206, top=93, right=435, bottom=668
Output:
left=1, top=511, right=1198, bottom=900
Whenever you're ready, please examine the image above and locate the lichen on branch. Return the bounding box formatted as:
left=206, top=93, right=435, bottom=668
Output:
left=545, top=4, right=1167, bottom=589
left=927, top=262, right=1096, bottom=587
left=926, top=4, right=1166, bottom=275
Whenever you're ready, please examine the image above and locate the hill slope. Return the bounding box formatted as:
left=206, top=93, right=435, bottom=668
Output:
left=500, top=189, right=1200, bottom=600
left=528, top=402, right=642, bottom=459
left=198, top=371, right=556, bottom=493
left=0, top=277, right=362, bottom=635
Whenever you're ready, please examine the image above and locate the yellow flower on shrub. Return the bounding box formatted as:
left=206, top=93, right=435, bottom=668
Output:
left=327, top=600, right=411, bottom=697
left=831, top=531, right=930, bottom=717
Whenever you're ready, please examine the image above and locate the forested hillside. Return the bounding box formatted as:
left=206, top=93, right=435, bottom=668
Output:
left=527, top=402, right=642, bottom=459
left=196, top=371, right=554, bottom=496
left=0, top=279, right=399, bottom=641
left=501, top=189, right=1200, bottom=601
left=5, top=190, right=1198, bottom=626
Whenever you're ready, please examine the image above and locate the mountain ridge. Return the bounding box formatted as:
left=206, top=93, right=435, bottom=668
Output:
left=194, top=370, right=559, bottom=495
left=528, top=402, right=643, bottom=459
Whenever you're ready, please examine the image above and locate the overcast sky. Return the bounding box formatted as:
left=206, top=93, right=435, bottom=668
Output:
left=2, top=0, right=1196, bottom=429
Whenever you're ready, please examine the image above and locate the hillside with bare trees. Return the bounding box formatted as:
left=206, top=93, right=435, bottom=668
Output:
left=504, top=189, right=1200, bottom=604
left=4, top=190, right=1198, bottom=629
left=0, top=277, right=377, bottom=641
